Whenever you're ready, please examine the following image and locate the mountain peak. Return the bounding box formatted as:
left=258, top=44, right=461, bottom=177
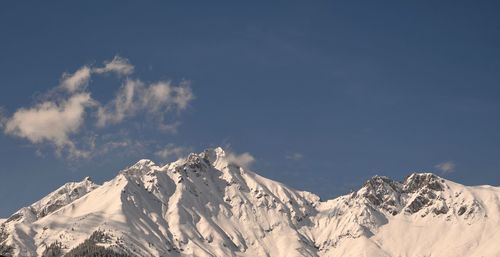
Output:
left=214, top=146, right=226, bottom=155
left=1, top=156, right=498, bottom=257
left=364, top=175, right=397, bottom=186
left=121, top=159, right=159, bottom=176
left=3, top=177, right=98, bottom=224
left=357, top=175, right=403, bottom=215
left=197, top=147, right=225, bottom=164
left=133, top=159, right=156, bottom=167
left=355, top=172, right=452, bottom=216
left=403, top=172, right=445, bottom=192
left=197, top=147, right=235, bottom=170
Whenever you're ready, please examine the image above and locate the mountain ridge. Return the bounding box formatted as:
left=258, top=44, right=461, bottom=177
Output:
left=1, top=147, right=499, bottom=257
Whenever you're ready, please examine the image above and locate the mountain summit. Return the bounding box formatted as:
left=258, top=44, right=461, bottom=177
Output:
left=1, top=148, right=499, bottom=257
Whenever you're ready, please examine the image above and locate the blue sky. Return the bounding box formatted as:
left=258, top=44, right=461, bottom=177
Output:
left=1, top=1, right=500, bottom=217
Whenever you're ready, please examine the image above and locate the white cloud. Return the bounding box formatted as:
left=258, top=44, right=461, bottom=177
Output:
left=60, top=56, right=133, bottom=94
left=286, top=152, right=303, bottom=161
left=3, top=55, right=193, bottom=159
left=226, top=150, right=255, bottom=169
left=4, top=93, right=94, bottom=157
left=93, top=55, right=134, bottom=76
left=96, top=79, right=139, bottom=126
left=96, top=80, right=193, bottom=127
left=60, top=66, right=91, bottom=93
left=435, top=161, right=456, bottom=174
left=155, top=144, right=188, bottom=160
left=171, top=82, right=194, bottom=110
left=145, top=81, right=194, bottom=112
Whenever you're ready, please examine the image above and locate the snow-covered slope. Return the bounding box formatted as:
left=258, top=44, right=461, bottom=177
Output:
left=1, top=147, right=499, bottom=257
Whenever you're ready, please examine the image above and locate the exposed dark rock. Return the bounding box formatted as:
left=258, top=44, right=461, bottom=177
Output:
left=353, top=176, right=403, bottom=215
left=432, top=203, right=449, bottom=215
left=405, top=195, right=430, bottom=214
left=0, top=225, right=13, bottom=257
left=358, top=173, right=452, bottom=216
left=403, top=173, right=444, bottom=192
left=360, top=176, right=403, bottom=208
left=457, top=206, right=467, bottom=216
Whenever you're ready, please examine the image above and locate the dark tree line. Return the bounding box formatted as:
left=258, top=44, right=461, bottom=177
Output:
left=41, top=241, right=63, bottom=257
left=39, top=230, right=131, bottom=257
left=64, top=230, right=130, bottom=257
left=0, top=228, right=131, bottom=257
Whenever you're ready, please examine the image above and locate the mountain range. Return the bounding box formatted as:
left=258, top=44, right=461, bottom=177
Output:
left=1, top=147, right=499, bottom=257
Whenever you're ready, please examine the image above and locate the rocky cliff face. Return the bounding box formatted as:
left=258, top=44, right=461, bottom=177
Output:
left=355, top=172, right=485, bottom=219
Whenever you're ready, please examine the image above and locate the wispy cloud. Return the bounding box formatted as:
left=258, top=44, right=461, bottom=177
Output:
left=60, top=56, right=133, bottom=94
left=155, top=144, right=189, bottom=161
left=286, top=152, right=304, bottom=161
left=96, top=80, right=193, bottom=127
left=60, top=66, right=92, bottom=93
left=2, top=56, right=193, bottom=159
left=93, top=55, right=134, bottom=76
left=434, top=161, right=456, bottom=175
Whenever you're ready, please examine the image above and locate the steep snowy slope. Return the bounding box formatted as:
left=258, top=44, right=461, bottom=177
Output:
left=1, top=147, right=499, bottom=257
left=1, top=177, right=98, bottom=256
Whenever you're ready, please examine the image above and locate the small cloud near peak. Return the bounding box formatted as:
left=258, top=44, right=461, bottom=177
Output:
left=434, top=161, right=456, bottom=175
left=225, top=150, right=255, bottom=169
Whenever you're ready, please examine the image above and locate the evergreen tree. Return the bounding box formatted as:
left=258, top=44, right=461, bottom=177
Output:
left=64, top=230, right=130, bottom=257
left=41, top=241, right=63, bottom=257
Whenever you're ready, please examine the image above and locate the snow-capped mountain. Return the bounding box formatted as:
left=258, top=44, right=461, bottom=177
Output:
left=1, top=147, right=499, bottom=257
